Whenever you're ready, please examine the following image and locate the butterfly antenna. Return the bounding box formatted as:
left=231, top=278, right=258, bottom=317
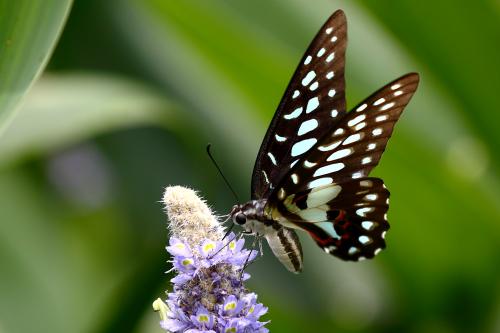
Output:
left=206, top=144, right=240, bottom=204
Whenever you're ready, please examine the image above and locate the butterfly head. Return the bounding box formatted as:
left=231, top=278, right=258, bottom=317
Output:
left=230, top=200, right=268, bottom=231
left=230, top=204, right=249, bottom=226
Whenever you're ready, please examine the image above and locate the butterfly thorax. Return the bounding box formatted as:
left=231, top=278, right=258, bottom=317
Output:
left=230, top=200, right=304, bottom=273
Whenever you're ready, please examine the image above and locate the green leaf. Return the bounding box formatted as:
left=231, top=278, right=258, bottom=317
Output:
left=0, top=0, right=73, bottom=131
left=0, top=73, right=176, bottom=167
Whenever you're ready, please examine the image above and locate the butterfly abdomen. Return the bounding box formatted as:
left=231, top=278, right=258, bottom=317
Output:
left=265, top=225, right=303, bottom=273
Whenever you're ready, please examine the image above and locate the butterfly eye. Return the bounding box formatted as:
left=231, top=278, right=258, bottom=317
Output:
left=234, top=213, right=247, bottom=225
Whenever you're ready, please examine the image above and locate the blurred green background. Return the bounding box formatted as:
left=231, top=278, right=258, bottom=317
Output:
left=0, top=0, right=499, bottom=332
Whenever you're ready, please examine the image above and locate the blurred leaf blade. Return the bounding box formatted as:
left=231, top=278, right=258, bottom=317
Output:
left=0, top=73, right=176, bottom=167
left=355, top=0, right=500, bottom=167
left=0, top=0, right=73, bottom=131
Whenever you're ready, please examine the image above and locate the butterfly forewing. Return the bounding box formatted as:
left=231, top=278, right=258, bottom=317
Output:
left=272, top=73, right=419, bottom=196
left=252, top=10, right=347, bottom=199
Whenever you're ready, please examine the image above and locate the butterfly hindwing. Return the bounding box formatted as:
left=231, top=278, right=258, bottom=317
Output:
left=275, top=178, right=389, bottom=261
left=251, top=10, right=347, bottom=199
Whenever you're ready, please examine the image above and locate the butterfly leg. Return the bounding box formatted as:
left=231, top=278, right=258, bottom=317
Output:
left=239, top=235, right=260, bottom=280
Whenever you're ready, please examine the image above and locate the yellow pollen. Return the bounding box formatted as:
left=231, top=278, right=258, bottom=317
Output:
left=199, top=314, right=208, bottom=322
left=181, top=259, right=192, bottom=266
left=175, top=243, right=185, bottom=249
left=229, top=241, right=235, bottom=250
left=225, top=302, right=236, bottom=310
left=203, top=243, right=215, bottom=252
left=248, top=305, right=254, bottom=314
left=226, top=328, right=236, bottom=333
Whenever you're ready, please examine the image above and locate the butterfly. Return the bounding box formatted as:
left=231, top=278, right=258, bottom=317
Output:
left=230, top=10, right=419, bottom=273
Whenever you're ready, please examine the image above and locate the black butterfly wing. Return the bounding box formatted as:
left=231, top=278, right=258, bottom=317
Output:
left=251, top=10, right=347, bottom=199
left=275, top=177, right=390, bottom=261
left=272, top=73, right=419, bottom=196
left=268, top=73, right=419, bottom=260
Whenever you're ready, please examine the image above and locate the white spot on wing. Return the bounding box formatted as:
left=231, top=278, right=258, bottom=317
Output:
left=309, top=81, right=319, bottom=91
left=394, top=90, right=403, bottom=96
left=291, top=173, right=299, bottom=184
left=313, top=163, right=345, bottom=177
left=292, top=90, right=300, bottom=99
left=318, top=140, right=341, bottom=151
left=304, top=55, right=312, bottom=65
left=262, top=170, right=270, bottom=184
left=306, top=185, right=342, bottom=208
left=306, top=97, right=320, bottom=113
left=356, top=207, right=374, bottom=217
left=360, top=180, right=373, bottom=187
left=325, top=27, right=333, bottom=34
left=298, top=208, right=327, bottom=223
left=391, top=83, right=401, bottom=90
left=284, top=107, right=302, bottom=119
left=365, top=194, right=378, bottom=201
left=267, top=152, right=277, bottom=165
left=348, top=247, right=359, bottom=255
left=356, top=104, right=367, bottom=112
left=361, top=221, right=374, bottom=230
left=297, top=119, right=319, bottom=136
left=374, top=248, right=382, bottom=255
left=331, top=109, right=338, bottom=118
left=275, top=134, right=287, bottom=142
left=302, top=70, right=316, bottom=86
left=367, top=143, right=377, bottom=150
left=291, top=138, right=317, bottom=157
left=316, top=221, right=341, bottom=240
left=361, top=157, right=372, bottom=165
left=352, top=172, right=363, bottom=179
left=333, top=128, right=344, bottom=136
left=355, top=122, right=366, bottom=131
left=380, top=102, right=395, bottom=111
left=375, top=115, right=388, bottom=122
left=317, top=48, right=326, bottom=57
left=343, top=133, right=362, bottom=145
left=304, top=160, right=317, bottom=168
left=326, top=53, right=335, bottom=62
left=290, top=159, right=299, bottom=168
left=359, top=236, right=371, bottom=244
left=308, top=177, right=333, bottom=189
left=347, top=114, right=366, bottom=127
left=327, top=148, right=352, bottom=161
left=372, top=128, right=383, bottom=136
left=324, top=245, right=337, bottom=253
left=326, top=71, right=334, bottom=79
left=373, top=98, right=385, bottom=106
left=328, top=89, right=336, bottom=97
left=331, top=36, right=338, bottom=42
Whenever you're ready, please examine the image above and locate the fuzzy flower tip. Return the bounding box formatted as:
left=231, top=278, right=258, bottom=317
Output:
left=153, top=186, right=269, bottom=333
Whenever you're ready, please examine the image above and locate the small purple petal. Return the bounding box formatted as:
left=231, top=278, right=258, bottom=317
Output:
left=221, top=295, right=245, bottom=316
left=199, top=239, right=220, bottom=258
left=166, top=238, right=192, bottom=257
left=173, top=256, right=196, bottom=273
left=161, top=318, right=188, bottom=332
left=247, top=303, right=268, bottom=320
left=191, top=306, right=214, bottom=329
left=170, top=273, right=192, bottom=285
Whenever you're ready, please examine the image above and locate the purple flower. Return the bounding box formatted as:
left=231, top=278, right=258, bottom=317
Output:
left=155, top=186, right=269, bottom=333
left=155, top=233, right=268, bottom=333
